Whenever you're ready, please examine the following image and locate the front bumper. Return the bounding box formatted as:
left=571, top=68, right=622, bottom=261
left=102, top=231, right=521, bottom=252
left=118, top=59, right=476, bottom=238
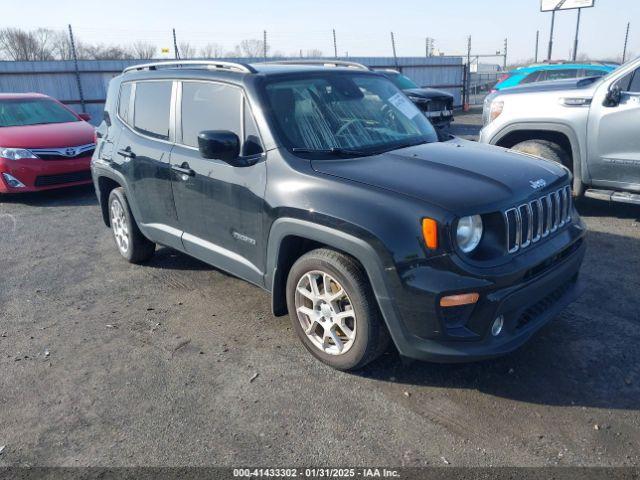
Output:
left=0, top=156, right=92, bottom=193
left=381, top=225, right=586, bottom=363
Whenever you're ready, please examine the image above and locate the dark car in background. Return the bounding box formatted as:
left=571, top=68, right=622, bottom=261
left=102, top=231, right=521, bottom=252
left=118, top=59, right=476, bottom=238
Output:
left=375, top=69, right=455, bottom=127
left=0, top=93, right=95, bottom=195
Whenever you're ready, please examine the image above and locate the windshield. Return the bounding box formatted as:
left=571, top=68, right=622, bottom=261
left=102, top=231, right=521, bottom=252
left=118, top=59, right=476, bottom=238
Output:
left=264, top=73, right=437, bottom=155
left=0, top=98, right=79, bottom=127
left=386, top=72, right=419, bottom=90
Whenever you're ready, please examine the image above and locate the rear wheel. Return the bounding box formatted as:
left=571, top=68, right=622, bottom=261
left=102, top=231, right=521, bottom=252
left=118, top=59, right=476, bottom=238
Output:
left=510, top=139, right=584, bottom=196
left=108, top=188, right=155, bottom=264
left=286, top=248, right=389, bottom=371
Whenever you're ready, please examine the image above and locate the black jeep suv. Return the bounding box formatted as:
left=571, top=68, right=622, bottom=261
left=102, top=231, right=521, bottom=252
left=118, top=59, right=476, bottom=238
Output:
left=92, top=60, right=586, bottom=370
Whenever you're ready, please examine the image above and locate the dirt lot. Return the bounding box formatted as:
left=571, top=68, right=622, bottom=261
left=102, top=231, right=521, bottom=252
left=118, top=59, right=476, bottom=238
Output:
left=1, top=124, right=639, bottom=466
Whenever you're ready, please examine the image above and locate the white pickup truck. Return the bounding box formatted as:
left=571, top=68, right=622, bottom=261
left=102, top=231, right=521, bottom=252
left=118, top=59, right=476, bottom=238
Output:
left=480, top=57, right=640, bottom=205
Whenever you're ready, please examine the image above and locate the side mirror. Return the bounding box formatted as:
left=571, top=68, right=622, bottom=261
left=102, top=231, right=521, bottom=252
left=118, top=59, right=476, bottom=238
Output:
left=603, top=84, right=622, bottom=107
left=197, top=130, right=240, bottom=163
left=78, top=112, right=92, bottom=122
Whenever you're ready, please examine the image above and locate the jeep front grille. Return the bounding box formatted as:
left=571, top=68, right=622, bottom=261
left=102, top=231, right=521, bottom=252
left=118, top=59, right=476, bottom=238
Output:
left=504, top=185, right=572, bottom=254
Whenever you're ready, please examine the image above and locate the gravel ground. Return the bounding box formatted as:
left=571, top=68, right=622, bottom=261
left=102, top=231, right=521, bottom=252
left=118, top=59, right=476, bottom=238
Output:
left=1, top=126, right=639, bottom=467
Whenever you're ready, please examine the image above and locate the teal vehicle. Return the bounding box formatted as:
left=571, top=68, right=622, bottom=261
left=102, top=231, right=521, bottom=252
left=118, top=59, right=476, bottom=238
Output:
left=494, top=62, right=616, bottom=91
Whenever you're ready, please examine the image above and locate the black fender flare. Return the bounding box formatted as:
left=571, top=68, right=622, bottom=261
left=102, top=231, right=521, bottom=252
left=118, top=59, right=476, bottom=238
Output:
left=264, top=217, right=413, bottom=355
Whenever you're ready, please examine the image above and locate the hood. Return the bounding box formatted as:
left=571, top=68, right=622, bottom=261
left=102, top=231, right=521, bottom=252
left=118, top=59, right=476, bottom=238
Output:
left=311, top=139, right=568, bottom=213
left=403, top=88, right=454, bottom=100
left=497, top=76, right=601, bottom=96
left=0, top=121, right=95, bottom=149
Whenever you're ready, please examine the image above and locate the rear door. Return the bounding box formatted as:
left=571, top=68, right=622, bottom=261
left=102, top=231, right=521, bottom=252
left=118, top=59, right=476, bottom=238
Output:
left=114, top=80, right=182, bottom=249
left=587, top=65, right=640, bottom=188
left=170, top=80, right=267, bottom=285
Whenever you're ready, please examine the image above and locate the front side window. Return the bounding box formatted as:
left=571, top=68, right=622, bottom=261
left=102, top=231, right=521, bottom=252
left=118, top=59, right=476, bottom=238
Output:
left=264, top=73, right=437, bottom=155
left=181, top=82, right=241, bottom=148
left=0, top=98, right=79, bottom=127
left=133, top=81, right=172, bottom=140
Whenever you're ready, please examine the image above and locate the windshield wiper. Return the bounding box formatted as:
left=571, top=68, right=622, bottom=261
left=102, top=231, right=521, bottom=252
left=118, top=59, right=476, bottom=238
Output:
left=291, top=147, right=371, bottom=157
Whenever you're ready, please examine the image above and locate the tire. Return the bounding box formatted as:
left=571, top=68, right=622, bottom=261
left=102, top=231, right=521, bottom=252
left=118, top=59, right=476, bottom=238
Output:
left=108, top=187, right=155, bottom=264
left=286, top=248, right=389, bottom=371
left=511, top=139, right=584, bottom=197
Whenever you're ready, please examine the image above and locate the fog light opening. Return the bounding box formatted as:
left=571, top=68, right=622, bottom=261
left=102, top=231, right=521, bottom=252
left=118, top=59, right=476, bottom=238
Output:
left=2, top=173, right=26, bottom=188
left=491, top=315, right=504, bottom=337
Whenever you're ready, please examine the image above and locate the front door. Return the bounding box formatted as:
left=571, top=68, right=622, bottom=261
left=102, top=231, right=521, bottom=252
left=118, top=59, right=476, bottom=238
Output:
left=170, top=80, right=267, bottom=286
left=587, top=64, right=640, bottom=189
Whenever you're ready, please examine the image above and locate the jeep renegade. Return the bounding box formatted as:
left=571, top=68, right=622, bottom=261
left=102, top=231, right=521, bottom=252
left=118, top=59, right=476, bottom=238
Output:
left=92, top=60, right=586, bottom=370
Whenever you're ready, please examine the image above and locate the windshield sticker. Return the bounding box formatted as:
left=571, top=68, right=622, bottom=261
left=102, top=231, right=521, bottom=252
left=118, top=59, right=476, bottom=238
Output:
left=388, top=93, right=419, bottom=119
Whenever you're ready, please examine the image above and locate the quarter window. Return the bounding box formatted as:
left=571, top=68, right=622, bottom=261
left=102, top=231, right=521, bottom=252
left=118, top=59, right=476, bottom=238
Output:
left=181, top=82, right=241, bottom=148
left=628, top=69, right=640, bottom=93
left=118, top=82, right=132, bottom=123
left=133, top=81, right=172, bottom=140
left=243, top=99, right=263, bottom=156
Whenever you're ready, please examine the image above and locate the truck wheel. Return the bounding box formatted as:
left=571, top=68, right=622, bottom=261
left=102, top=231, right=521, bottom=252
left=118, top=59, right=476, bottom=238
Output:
left=286, top=248, right=389, bottom=371
left=510, top=140, right=583, bottom=196
left=108, top=187, right=155, bottom=264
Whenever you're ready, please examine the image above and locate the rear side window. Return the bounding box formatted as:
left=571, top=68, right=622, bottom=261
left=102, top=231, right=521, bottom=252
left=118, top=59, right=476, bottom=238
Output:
left=545, top=69, right=578, bottom=81
left=133, top=81, right=172, bottom=140
left=584, top=69, right=606, bottom=78
left=118, top=83, right=132, bottom=123
left=180, top=81, right=241, bottom=148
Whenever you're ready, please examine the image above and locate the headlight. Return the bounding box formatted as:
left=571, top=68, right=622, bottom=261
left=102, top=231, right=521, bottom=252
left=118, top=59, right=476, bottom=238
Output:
left=456, top=215, right=483, bottom=253
left=488, top=100, right=504, bottom=124
left=0, top=147, right=38, bottom=160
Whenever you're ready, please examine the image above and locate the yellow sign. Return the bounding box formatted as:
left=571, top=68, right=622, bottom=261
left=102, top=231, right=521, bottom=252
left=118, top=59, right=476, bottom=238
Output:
left=161, top=48, right=170, bottom=54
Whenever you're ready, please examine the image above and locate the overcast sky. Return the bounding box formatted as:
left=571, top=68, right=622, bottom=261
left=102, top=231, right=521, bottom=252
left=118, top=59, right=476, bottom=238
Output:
left=7, top=0, right=639, bottom=62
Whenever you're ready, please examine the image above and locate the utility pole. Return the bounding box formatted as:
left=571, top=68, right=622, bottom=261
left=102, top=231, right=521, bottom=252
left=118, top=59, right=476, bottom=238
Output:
left=622, top=22, right=630, bottom=63
left=535, top=30, right=539, bottom=63
left=465, top=35, right=471, bottom=109
left=172, top=28, right=179, bottom=59
left=263, top=30, right=268, bottom=60
left=572, top=8, right=582, bottom=61
left=503, top=38, right=508, bottom=70
left=332, top=29, right=338, bottom=58
left=547, top=10, right=556, bottom=60
left=390, top=31, right=399, bottom=69
left=426, top=37, right=429, bottom=57
left=67, top=24, right=85, bottom=113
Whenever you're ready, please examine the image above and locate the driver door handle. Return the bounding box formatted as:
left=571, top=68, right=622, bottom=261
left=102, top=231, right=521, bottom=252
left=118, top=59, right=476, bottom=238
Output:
left=117, top=146, right=136, bottom=159
left=171, top=164, right=196, bottom=177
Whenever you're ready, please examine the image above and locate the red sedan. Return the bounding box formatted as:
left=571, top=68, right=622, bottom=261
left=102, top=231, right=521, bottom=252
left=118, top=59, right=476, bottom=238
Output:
left=0, top=93, right=96, bottom=194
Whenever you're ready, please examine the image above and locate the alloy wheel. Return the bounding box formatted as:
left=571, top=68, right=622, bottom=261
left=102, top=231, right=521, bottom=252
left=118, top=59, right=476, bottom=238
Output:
left=294, top=270, right=357, bottom=355
left=110, top=198, right=130, bottom=254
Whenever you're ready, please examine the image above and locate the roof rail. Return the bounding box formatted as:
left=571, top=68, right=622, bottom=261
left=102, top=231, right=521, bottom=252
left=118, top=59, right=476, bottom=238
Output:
left=123, top=60, right=257, bottom=74
left=261, top=59, right=370, bottom=71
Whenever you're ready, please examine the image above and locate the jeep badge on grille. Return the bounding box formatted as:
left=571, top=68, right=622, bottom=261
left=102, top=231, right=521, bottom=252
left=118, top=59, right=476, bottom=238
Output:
left=529, top=179, right=547, bottom=189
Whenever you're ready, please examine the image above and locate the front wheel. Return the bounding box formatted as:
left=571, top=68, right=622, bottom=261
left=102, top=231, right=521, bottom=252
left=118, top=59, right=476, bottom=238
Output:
left=286, top=248, right=389, bottom=371
left=510, top=139, right=584, bottom=197
left=108, top=187, right=155, bottom=264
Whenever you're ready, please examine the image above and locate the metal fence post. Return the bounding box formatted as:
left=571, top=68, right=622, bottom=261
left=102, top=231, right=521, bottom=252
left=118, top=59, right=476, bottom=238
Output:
left=67, top=24, right=86, bottom=114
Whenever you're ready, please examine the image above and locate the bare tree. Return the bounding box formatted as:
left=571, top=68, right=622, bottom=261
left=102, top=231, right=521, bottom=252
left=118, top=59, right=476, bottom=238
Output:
left=200, top=43, right=225, bottom=58
left=239, top=39, right=268, bottom=58
left=83, top=44, right=133, bottom=60
left=305, top=49, right=323, bottom=58
left=132, top=41, right=156, bottom=59
left=178, top=42, right=197, bottom=59
left=0, top=27, right=56, bottom=60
